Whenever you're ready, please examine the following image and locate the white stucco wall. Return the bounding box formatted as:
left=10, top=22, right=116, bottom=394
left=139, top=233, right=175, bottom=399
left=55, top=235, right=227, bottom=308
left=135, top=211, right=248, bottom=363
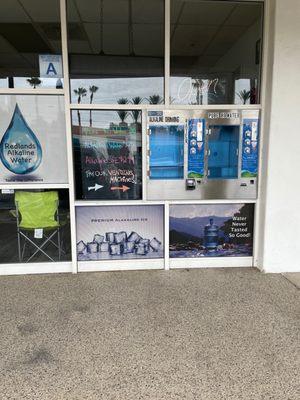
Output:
left=257, top=0, right=300, bottom=272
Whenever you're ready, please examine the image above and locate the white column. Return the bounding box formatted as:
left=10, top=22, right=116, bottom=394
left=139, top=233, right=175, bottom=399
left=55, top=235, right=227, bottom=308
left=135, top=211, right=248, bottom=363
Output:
left=257, top=0, right=300, bottom=272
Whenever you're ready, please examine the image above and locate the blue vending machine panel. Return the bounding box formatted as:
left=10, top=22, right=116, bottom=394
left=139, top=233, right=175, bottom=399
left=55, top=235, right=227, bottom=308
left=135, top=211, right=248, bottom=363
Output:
left=149, top=125, right=184, bottom=180
left=241, top=119, right=259, bottom=178
left=208, top=125, right=239, bottom=179
left=188, top=119, right=205, bottom=179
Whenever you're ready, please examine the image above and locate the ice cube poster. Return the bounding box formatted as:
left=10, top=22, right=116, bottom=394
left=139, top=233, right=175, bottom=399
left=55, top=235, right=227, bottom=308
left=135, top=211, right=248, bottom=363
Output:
left=169, top=203, right=254, bottom=258
left=0, top=96, right=68, bottom=184
left=76, top=205, right=164, bottom=261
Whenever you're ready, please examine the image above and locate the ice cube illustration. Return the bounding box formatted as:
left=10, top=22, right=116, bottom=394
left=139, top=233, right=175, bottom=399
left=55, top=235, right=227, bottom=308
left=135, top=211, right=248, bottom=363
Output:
left=106, top=232, right=115, bottom=243
left=114, top=231, right=127, bottom=244
left=87, top=242, right=98, bottom=253
left=77, top=240, right=86, bottom=254
left=99, top=242, right=110, bottom=252
left=77, top=253, right=87, bottom=261
left=136, top=243, right=148, bottom=256
left=150, top=237, right=161, bottom=252
left=128, top=231, right=142, bottom=243
left=88, top=253, right=99, bottom=261
left=123, top=241, right=136, bottom=254
left=140, top=239, right=150, bottom=252
left=109, top=243, right=124, bottom=256
left=93, top=234, right=104, bottom=244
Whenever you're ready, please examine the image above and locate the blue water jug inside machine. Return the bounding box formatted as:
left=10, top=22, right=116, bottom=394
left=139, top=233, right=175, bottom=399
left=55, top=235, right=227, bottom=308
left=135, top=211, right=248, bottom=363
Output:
left=149, top=125, right=184, bottom=180
left=208, top=125, right=239, bottom=179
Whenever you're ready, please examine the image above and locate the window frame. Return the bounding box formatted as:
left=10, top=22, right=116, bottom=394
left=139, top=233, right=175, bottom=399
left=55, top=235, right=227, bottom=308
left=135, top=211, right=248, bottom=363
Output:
left=0, top=0, right=266, bottom=275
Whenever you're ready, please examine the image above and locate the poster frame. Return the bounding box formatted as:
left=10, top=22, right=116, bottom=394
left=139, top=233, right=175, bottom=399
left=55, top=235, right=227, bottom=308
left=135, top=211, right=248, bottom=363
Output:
left=0, top=95, right=69, bottom=185
left=76, top=198, right=167, bottom=272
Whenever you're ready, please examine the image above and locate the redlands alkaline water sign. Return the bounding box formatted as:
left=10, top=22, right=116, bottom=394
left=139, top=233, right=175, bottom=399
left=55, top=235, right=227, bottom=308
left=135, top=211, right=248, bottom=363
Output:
left=0, top=96, right=68, bottom=183
left=0, top=105, right=42, bottom=174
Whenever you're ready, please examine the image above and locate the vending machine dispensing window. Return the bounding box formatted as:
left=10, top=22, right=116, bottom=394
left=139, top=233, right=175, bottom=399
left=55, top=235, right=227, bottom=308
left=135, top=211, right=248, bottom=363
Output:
left=207, top=125, right=239, bottom=180
left=149, top=125, right=184, bottom=180
left=147, top=110, right=260, bottom=200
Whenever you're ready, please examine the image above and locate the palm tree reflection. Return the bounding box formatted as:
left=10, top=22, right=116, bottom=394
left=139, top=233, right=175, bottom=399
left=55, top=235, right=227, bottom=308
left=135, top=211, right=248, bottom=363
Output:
left=89, top=85, right=99, bottom=126
left=74, top=87, right=87, bottom=126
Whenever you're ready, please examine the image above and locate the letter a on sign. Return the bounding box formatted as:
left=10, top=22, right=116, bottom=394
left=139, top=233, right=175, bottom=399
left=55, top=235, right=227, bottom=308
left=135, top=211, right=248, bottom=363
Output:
left=46, top=62, right=57, bottom=76
left=39, top=54, right=62, bottom=78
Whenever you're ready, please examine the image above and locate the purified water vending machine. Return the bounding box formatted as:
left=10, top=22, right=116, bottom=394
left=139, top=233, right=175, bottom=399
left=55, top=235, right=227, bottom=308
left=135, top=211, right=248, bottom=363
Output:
left=147, top=110, right=260, bottom=200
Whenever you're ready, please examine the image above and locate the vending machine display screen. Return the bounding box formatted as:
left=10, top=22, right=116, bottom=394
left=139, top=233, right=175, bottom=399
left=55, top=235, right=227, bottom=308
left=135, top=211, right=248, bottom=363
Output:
left=149, top=125, right=184, bottom=180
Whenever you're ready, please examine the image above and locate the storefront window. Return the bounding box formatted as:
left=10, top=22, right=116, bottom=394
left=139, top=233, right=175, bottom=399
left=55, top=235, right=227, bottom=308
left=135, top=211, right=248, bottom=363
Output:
left=170, top=0, right=263, bottom=105
left=67, top=0, right=164, bottom=104
left=72, top=109, right=142, bottom=200
left=0, top=0, right=263, bottom=272
left=0, top=0, right=63, bottom=89
left=0, top=189, right=71, bottom=263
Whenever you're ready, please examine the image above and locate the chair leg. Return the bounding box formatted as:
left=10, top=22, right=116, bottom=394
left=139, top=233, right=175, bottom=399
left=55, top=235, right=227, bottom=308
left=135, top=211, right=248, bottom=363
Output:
left=21, top=240, right=27, bottom=261
left=43, top=230, right=64, bottom=260
left=57, top=228, right=61, bottom=261
left=19, top=229, right=63, bottom=263
left=59, top=226, right=66, bottom=256
left=17, top=230, right=22, bottom=262
left=22, top=231, right=56, bottom=263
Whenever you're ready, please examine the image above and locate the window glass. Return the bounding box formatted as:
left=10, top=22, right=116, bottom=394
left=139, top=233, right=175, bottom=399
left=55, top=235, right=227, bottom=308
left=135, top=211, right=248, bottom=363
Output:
left=0, top=189, right=71, bottom=264
left=170, top=0, right=263, bottom=105
left=149, top=125, right=185, bottom=180
left=0, top=0, right=63, bottom=89
left=72, top=109, right=142, bottom=200
left=207, top=125, right=239, bottom=179
left=67, top=0, right=164, bottom=104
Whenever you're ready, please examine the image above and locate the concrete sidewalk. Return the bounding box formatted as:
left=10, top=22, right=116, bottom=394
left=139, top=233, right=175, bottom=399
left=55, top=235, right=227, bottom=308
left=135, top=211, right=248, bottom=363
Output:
left=0, top=268, right=299, bottom=400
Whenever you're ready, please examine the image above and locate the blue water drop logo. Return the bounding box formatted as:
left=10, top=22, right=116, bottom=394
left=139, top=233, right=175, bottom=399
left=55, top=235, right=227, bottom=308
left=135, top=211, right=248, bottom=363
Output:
left=0, top=104, right=42, bottom=174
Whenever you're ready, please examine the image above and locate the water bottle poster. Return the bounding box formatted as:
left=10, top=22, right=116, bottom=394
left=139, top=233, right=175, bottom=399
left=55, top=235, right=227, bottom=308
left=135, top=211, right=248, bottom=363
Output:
left=169, top=203, right=254, bottom=258
left=0, top=96, right=68, bottom=184
left=76, top=205, right=164, bottom=261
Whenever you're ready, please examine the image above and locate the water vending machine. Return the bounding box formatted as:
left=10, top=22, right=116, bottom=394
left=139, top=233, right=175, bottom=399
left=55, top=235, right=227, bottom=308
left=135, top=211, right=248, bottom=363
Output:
left=147, top=110, right=260, bottom=200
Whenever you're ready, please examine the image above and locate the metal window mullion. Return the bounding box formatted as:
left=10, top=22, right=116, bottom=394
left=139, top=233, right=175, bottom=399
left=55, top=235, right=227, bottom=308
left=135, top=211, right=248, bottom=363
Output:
left=69, top=103, right=262, bottom=111
left=0, top=89, right=64, bottom=95
left=252, top=0, right=270, bottom=269
left=60, top=0, right=78, bottom=274
left=164, top=201, right=170, bottom=270
left=142, top=109, right=147, bottom=201
left=164, top=0, right=170, bottom=107
left=0, top=183, right=69, bottom=190
left=69, top=103, right=156, bottom=110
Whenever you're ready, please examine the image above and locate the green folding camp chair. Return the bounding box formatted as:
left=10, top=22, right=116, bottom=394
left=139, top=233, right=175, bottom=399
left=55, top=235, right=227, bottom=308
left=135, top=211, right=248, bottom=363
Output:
left=15, top=191, right=63, bottom=263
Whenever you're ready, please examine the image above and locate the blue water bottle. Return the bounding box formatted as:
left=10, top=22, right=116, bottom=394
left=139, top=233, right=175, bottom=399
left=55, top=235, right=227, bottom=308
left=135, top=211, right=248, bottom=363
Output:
left=204, top=218, right=219, bottom=249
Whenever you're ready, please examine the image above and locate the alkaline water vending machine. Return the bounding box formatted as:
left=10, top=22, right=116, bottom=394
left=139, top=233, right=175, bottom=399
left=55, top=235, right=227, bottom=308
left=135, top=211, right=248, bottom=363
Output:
left=147, top=110, right=260, bottom=200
